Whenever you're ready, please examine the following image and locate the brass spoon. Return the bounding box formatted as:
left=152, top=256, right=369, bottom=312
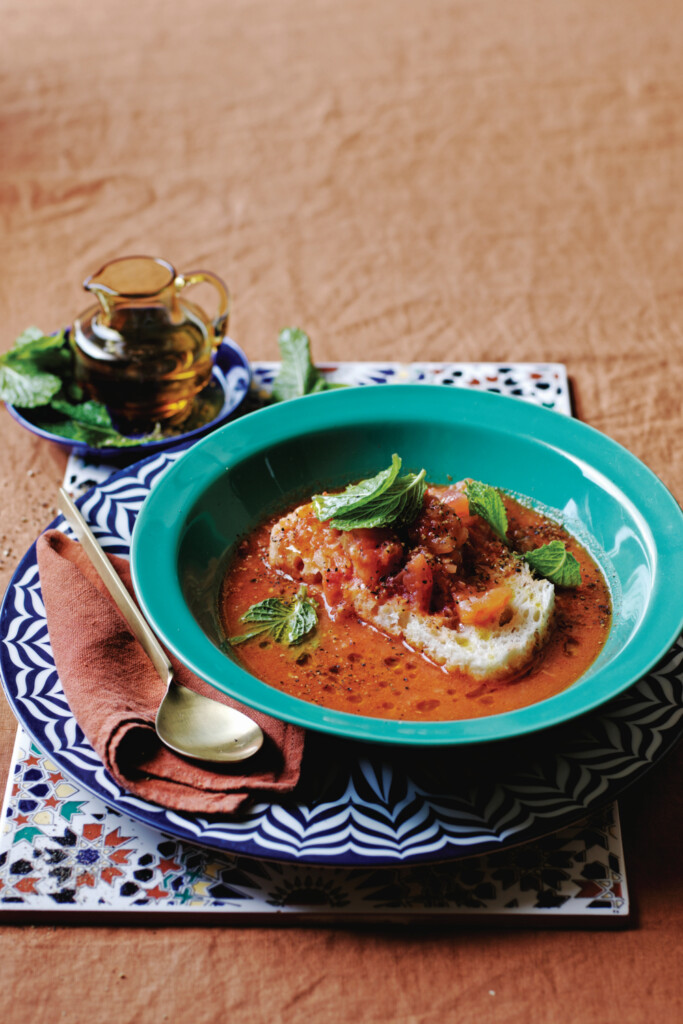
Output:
left=57, top=488, right=264, bottom=763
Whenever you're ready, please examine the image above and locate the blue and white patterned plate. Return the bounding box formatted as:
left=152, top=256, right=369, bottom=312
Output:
left=2, top=443, right=682, bottom=866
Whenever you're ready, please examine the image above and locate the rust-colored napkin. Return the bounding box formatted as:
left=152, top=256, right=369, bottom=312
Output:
left=36, top=529, right=305, bottom=814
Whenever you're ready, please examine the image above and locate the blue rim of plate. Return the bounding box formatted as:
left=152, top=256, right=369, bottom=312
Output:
left=1, top=430, right=682, bottom=866
left=4, top=337, right=252, bottom=460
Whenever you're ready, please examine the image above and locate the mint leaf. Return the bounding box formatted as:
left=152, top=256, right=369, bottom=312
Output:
left=0, top=363, right=62, bottom=407
left=465, top=480, right=509, bottom=543
left=313, top=454, right=402, bottom=522
left=271, top=328, right=327, bottom=402
left=284, top=586, right=319, bottom=644
left=14, top=326, right=49, bottom=347
left=524, top=541, right=582, bottom=587
left=50, top=398, right=118, bottom=430
left=11, top=327, right=66, bottom=358
left=313, top=455, right=427, bottom=530
left=329, top=470, right=427, bottom=530
left=0, top=328, right=69, bottom=407
left=34, top=399, right=162, bottom=448
left=270, top=327, right=347, bottom=402
left=34, top=416, right=150, bottom=448
left=229, top=585, right=318, bottom=646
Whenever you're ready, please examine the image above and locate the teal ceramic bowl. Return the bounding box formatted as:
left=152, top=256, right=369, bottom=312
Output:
left=130, top=385, right=683, bottom=745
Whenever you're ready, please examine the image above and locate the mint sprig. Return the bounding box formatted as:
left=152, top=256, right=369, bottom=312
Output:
left=229, top=585, right=318, bottom=646
left=270, top=327, right=345, bottom=402
left=313, top=454, right=401, bottom=521
left=313, top=454, right=427, bottom=531
left=0, top=363, right=62, bottom=408
left=0, top=327, right=68, bottom=408
left=522, top=540, right=582, bottom=587
left=12, top=327, right=68, bottom=358
left=40, top=399, right=162, bottom=448
left=465, top=480, right=509, bottom=543
left=464, top=479, right=581, bottom=586
left=271, top=328, right=326, bottom=401
left=325, top=471, right=427, bottom=530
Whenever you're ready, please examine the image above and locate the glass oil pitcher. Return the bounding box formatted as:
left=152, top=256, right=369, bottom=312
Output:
left=71, top=256, right=230, bottom=431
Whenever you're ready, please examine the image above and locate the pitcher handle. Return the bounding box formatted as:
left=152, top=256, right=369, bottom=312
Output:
left=175, top=270, right=230, bottom=343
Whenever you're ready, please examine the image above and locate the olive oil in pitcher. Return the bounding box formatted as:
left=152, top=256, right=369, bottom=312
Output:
left=71, top=256, right=230, bottom=432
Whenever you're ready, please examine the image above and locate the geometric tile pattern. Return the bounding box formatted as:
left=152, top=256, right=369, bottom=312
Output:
left=1, top=730, right=628, bottom=919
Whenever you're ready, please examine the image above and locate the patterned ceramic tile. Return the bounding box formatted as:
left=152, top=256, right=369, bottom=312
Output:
left=0, top=730, right=627, bottom=919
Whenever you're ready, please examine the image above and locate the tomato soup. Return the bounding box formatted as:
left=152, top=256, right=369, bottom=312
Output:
left=219, top=490, right=611, bottom=722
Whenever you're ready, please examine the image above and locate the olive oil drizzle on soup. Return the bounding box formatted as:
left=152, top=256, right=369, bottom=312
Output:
left=219, top=491, right=611, bottom=722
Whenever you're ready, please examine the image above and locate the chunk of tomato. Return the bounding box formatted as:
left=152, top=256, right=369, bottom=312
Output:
left=398, top=551, right=434, bottom=613
left=458, top=585, right=513, bottom=625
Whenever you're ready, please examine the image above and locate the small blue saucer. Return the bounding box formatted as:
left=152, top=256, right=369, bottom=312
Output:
left=5, top=337, right=252, bottom=460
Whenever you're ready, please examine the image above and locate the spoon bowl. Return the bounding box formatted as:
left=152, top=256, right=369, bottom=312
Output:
left=57, top=487, right=264, bottom=764
left=155, top=677, right=264, bottom=762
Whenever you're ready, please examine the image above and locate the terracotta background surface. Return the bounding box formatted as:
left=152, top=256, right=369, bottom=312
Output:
left=1, top=1, right=682, bottom=1020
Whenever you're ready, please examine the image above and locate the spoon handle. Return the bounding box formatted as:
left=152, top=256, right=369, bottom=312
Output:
left=57, top=487, right=173, bottom=687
